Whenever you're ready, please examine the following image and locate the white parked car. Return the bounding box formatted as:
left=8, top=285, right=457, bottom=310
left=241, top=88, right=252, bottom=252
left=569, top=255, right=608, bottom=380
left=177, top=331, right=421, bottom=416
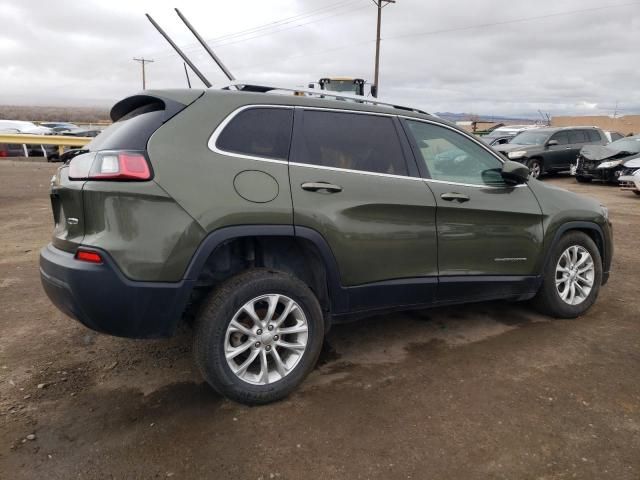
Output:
left=0, top=120, right=53, bottom=135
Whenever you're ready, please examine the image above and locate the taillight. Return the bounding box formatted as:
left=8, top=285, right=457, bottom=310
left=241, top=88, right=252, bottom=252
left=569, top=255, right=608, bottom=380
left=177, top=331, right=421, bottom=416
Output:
left=0, top=150, right=7, bottom=157
left=68, top=151, right=152, bottom=181
left=75, top=249, right=103, bottom=264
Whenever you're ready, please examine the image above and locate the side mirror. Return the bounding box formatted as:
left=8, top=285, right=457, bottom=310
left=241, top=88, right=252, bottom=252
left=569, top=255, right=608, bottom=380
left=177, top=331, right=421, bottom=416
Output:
left=501, top=160, right=530, bottom=184
left=547, top=139, right=558, bottom=147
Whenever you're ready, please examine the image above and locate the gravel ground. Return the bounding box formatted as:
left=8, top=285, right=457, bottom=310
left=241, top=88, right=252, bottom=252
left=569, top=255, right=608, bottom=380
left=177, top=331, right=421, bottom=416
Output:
left=0, top=160, right=638, bottom=479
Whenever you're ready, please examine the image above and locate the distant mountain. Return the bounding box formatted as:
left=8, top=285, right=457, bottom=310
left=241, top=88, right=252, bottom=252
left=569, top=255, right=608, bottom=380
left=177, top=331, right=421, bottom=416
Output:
left=435, top=112, right=537, bottom=124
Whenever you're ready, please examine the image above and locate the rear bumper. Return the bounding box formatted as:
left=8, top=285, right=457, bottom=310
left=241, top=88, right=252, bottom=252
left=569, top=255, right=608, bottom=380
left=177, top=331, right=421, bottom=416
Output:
left=39, top=244, right=194, bottom=338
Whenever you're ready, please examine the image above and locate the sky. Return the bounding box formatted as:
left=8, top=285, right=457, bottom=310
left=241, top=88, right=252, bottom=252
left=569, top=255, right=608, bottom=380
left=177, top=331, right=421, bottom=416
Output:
left=1, top=0, right=639, bottom=118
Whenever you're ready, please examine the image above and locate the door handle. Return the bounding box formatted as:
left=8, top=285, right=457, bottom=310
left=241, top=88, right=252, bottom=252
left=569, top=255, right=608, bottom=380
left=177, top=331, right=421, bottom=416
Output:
left=301, top=182, right=343, bottom=193
left=440, top=192, right=470, bottom=203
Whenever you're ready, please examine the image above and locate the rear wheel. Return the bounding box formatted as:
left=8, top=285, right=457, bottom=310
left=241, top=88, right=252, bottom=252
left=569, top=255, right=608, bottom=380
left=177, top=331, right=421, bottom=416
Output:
left=533, top=231, right=602, bottom=318
left=576, top=175, right=592, bottom=183
left=527, top=158, right=543, bottom=179
left=194, top=269, right=324, bottom=405
left=634, top=191, right=640, bottom=196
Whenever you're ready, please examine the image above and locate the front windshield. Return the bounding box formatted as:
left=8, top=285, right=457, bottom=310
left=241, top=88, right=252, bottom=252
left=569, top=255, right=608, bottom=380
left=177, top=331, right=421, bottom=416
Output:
left=323, top=79, right=358, bottom=93
left=609, top=136, right=640, bottom=153
left=511, top=131, right=550, bottom=145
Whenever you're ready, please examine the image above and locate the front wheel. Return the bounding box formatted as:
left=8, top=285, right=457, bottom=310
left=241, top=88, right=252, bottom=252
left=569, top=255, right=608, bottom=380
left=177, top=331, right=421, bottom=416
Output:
left=533, top=231, right=602, bottom=318
left=527, top=158, right=543, bottom=179
left=194, top=269, right=324, bottom=405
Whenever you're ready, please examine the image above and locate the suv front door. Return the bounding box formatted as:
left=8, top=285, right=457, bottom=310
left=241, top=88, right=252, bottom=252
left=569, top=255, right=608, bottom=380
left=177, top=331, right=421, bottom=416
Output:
left=289, top=108, right=438, bottom=312
left=402, top=119, right=544, bottom=302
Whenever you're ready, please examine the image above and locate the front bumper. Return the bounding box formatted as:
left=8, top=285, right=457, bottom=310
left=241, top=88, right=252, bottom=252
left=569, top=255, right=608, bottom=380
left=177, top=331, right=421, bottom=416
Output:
left=39, top=244, right=194, bottom=338
left=619, top=175, right=640, bottom=192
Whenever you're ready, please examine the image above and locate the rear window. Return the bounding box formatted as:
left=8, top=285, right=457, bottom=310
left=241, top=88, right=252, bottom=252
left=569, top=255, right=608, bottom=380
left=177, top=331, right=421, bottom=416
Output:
left=291, top=110, right=408, bottom=175
left=87, top=104, right=167, bottom=152
left=609, top=132, right=624, bottom=141
left=215, top=107, right=293, bottom=161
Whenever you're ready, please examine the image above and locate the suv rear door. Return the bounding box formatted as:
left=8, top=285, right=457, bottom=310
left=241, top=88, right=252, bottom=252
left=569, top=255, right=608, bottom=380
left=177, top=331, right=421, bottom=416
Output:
left=289, top=108, right=438, bottom=311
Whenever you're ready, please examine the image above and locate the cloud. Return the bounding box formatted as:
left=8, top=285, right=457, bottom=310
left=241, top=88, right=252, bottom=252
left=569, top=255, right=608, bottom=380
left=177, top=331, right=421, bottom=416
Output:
left=1, top=0, right=639, bottom=117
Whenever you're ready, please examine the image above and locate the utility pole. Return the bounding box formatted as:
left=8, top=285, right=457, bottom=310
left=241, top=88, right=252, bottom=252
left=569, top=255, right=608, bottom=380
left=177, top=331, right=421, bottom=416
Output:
left=372, top=0, right=395, bottom=98
left=133, top=57, right=154, bottom=89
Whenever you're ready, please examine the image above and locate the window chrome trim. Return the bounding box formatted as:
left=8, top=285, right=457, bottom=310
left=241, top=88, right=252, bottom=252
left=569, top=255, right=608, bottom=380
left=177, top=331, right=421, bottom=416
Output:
left=289, top=161, right=423, bottom=181
left=207, top=104, right=293, bottom=165
left=207, top=104, right=529, bottom=188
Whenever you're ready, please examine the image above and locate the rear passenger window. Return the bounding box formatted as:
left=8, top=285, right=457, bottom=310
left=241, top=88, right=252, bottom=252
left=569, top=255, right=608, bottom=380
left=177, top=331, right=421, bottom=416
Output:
left=216, top=107, right=293, bottom=160
left=587, top=130, right=602, bottom=142
left=568, top=130, right=587, bottom=143
left=292, top=110, right=408, bottom=175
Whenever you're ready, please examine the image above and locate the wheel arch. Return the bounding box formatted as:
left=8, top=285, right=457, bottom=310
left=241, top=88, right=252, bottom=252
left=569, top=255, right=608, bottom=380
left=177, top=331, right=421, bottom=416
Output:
left=543, top=221, right=606, bottom=274
left=182, top=226, right=347, bottom=324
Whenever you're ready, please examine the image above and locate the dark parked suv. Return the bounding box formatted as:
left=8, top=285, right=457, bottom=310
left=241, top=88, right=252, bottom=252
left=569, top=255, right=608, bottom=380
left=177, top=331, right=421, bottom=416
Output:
left=496, top=127, right=607, bottom=178
left=40, top=86, right=613, bottom=404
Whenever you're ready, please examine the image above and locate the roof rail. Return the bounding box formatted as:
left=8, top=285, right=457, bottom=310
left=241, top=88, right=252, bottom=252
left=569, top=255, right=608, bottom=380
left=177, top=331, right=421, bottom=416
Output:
left=221, top=82, right=429, bottom=115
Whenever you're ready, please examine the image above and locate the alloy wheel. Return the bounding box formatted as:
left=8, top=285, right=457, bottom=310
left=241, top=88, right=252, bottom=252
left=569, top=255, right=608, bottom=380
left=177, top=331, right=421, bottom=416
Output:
left=555, top=245, right=595, bottom=306
left=224, top=294, right=309, bottom=385
left=529, top=161, right=541, bottom=178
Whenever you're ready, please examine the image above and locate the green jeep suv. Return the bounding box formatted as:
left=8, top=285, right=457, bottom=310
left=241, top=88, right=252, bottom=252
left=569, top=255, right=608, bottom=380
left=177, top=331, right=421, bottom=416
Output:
left=40, top=85, right=613, bottom=405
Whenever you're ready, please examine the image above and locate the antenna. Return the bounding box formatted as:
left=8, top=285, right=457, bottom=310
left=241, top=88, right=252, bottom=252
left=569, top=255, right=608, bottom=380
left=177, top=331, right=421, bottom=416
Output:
left=145, top=13, right=212, bottom=88
left=174, top=8, right=236, bottom=82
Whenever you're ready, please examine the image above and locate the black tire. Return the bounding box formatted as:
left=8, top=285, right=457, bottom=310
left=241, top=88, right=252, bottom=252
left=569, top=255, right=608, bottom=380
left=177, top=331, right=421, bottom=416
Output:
left=634, top=191, right=640, bottom=196
left=193, top=268, right=324, bottom=405
left=575, top=175, right=592, bottom=183
left=527, top=158, right=543, bottom=179
left=532, top=231, right=602, bottom=318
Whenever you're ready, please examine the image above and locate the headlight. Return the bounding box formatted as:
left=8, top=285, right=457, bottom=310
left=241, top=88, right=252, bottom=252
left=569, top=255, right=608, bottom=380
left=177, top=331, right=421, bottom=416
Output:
left=507, top=150, right=527, bottom=159
left=601, top=205, right=609, bottom=220
left=633, top=169, right=640, bottom=177
left=597, top=159, right=623, bottom=169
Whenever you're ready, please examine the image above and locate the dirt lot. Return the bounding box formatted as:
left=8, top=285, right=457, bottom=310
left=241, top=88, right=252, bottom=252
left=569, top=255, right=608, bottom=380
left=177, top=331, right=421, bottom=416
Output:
left=1, top=160, right=638, bottom=479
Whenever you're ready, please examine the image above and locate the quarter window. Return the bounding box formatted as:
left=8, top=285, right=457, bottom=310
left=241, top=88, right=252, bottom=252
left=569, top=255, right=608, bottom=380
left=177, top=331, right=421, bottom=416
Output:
left=215, top=107, right=293, bottom=160
left=405, top=120, right=504, bottom=186
left=292, top=110, right=408, bottom=175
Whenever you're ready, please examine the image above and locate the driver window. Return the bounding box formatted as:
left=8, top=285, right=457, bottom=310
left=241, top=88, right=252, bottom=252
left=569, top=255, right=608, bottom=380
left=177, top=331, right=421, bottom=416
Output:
left=405, top=120, right=505, bottom=186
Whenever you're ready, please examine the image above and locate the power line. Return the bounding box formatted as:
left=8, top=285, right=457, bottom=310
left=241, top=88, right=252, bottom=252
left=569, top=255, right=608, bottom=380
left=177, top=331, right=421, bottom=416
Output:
left=384, top=1, right=640, bottom=41
left=132, top=57, right=154, bottom=89
left=148, top=0, right=362, bottom=60
left=231, top=1, right=639, bottom=74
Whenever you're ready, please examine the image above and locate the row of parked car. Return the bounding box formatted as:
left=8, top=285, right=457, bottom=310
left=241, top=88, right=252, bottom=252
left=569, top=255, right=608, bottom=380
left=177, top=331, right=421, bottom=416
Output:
left=0, top=120, right=102, bottom=161
left=481, top=125, right=640, bottom=196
